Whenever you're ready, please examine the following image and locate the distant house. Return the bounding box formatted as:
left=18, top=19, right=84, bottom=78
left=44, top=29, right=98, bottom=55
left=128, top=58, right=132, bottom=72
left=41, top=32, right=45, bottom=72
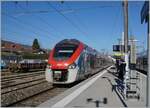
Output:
left=1, top=40, right=33, bottom=53
left=1, top=40, right=49, bottom=54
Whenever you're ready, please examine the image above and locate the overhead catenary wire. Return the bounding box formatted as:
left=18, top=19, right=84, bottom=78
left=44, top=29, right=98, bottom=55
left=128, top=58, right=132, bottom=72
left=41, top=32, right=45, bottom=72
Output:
left=3, top=2, right=126, bottom=49
left=5, top=2, right=64, bottom=40
left=62, top=2, right=97, bottom=47
left=54, top=3, right=123, bottom=49
left=64, top=2, right=123, bottom=51
left=111, top=5, right=123, bottom=41
left=4, top=5, right=121, bottom=15
left=3, top=13, right=58, bottom=41
left=64, top=3, right=89, bottom=36
left=2, top=13, right=57, bottom=42
left=47, top=2, right=96, bottom=46
left=31, top=14, right=66, bottom=39
left=47, top=2, right=90, bottom=38
left=5, top=2, right=123, bottom=41
left=16, top=3, right=66, bottom=39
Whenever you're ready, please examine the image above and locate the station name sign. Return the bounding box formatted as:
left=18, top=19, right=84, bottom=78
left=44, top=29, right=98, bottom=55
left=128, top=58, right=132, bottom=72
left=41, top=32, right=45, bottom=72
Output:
left=113, top=45, right=130, bottom=52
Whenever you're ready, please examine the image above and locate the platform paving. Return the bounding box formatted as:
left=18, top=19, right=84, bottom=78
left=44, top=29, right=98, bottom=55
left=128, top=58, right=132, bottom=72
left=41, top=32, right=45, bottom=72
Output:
left=39, top=66, right=146, bottom=108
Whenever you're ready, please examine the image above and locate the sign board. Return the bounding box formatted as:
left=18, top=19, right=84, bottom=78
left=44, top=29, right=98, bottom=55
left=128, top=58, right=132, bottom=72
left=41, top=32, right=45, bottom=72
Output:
left=113, top=45, right=124, bottom=52
left=113, top=45, right=130, bottom=52
left=130, top=41, right=136, bottom=64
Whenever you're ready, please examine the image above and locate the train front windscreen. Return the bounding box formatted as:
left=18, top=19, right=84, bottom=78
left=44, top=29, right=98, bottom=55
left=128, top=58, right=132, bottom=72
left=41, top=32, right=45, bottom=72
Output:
left=53, top=45, right=78, bottom=61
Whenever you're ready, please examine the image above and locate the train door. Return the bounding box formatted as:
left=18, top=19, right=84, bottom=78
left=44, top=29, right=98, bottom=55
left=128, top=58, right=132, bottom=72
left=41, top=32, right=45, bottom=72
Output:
left=85, top=49, right=91, bottom=76
left=84, top=50, right=88, bottom=75
left=77, top=51, right=86, bottom=79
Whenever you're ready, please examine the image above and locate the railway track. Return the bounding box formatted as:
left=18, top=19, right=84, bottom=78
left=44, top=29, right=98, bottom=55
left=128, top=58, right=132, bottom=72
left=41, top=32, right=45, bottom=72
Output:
left=1, top=71, right=44, bottom=81
left=9, top=87, right=68, bottom=107
left=1, top=71, right=45, bottom=89
left=1, top=79, right=51, bottom=106
left=1, top=82, right=52, bottom=107
left=1, top=66, right=110, bottom=107
left=7, top=66, right=110, bottom=107
left=1, top=74, right=44, bottom=86
left=1, top=71, right=45, bottom=106
left=1, top=70, right=69, bottom=107
left=1, top=78, right=45, bottom=94
left=2, top=81, right=68, bottom=107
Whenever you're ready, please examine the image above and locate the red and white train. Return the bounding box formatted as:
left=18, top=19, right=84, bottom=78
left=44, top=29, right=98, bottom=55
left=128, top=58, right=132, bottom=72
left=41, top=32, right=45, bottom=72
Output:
left=46, top=39, right=111, bottom=84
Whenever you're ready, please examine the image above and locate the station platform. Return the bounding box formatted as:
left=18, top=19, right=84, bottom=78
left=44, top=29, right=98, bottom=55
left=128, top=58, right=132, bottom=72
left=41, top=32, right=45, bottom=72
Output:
left=39, top=66, right=146, bottom=108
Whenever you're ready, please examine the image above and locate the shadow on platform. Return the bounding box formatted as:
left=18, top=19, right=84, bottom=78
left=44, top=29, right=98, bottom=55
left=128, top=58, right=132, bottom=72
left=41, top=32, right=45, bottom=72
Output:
left=102, top=73, right=127, bottom=107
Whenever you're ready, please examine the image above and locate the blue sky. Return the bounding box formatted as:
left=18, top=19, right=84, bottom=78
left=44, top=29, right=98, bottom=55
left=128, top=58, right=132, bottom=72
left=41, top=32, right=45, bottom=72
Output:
left=1, top=1, right=147, bottom=54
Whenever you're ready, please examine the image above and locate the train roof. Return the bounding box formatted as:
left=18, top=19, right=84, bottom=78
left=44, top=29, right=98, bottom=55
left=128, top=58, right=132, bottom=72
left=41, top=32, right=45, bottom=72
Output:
left=55, top=39, right=81, bottom=47
left=55, top=39, right=98, bottom=51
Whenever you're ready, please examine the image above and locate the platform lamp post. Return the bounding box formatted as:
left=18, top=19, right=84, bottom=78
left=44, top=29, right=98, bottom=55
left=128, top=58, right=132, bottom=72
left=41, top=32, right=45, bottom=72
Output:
left=123, top=0, right=129, bottom=99
left=141, top=1, right=149, bottom=107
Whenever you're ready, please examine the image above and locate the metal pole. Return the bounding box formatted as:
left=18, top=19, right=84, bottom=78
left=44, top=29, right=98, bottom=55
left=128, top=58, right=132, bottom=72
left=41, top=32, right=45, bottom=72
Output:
left=123, top=0, right=128, bottom=53
left=146, top=10, right=150, bottom=107
left=123, top=0, right=129, bottom=99
left=118, top=38, right=121, bottom=53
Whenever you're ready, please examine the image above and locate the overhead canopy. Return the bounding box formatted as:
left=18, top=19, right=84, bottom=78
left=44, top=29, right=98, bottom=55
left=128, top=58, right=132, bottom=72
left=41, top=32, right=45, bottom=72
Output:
left=141, top=1, right=149, bottom=24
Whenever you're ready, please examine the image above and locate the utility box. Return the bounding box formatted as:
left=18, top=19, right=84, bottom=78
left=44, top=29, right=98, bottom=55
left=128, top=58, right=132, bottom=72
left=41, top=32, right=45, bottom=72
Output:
left=130, top=38, right=136, bottom=70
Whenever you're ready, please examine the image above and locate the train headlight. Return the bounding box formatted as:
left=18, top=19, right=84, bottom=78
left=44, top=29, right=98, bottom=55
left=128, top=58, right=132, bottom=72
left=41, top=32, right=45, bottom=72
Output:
left=68, top=63, right=76, bottom=69
left=47, top=64, right=51, bottom=69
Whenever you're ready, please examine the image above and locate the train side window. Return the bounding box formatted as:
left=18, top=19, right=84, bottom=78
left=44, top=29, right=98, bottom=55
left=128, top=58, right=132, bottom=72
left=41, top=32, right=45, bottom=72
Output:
left=143, top=58, right=147, bottom=65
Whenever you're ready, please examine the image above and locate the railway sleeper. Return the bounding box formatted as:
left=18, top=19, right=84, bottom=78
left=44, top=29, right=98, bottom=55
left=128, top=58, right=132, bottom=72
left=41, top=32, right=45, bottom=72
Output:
left=1, top=82, right=52, bottom=107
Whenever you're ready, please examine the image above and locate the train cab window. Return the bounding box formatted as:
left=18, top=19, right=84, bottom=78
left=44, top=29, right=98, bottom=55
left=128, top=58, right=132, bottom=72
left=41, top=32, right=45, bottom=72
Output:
left=53, top=46, right=78, bottom=60
left=53, top=39, right=80, bottom=60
